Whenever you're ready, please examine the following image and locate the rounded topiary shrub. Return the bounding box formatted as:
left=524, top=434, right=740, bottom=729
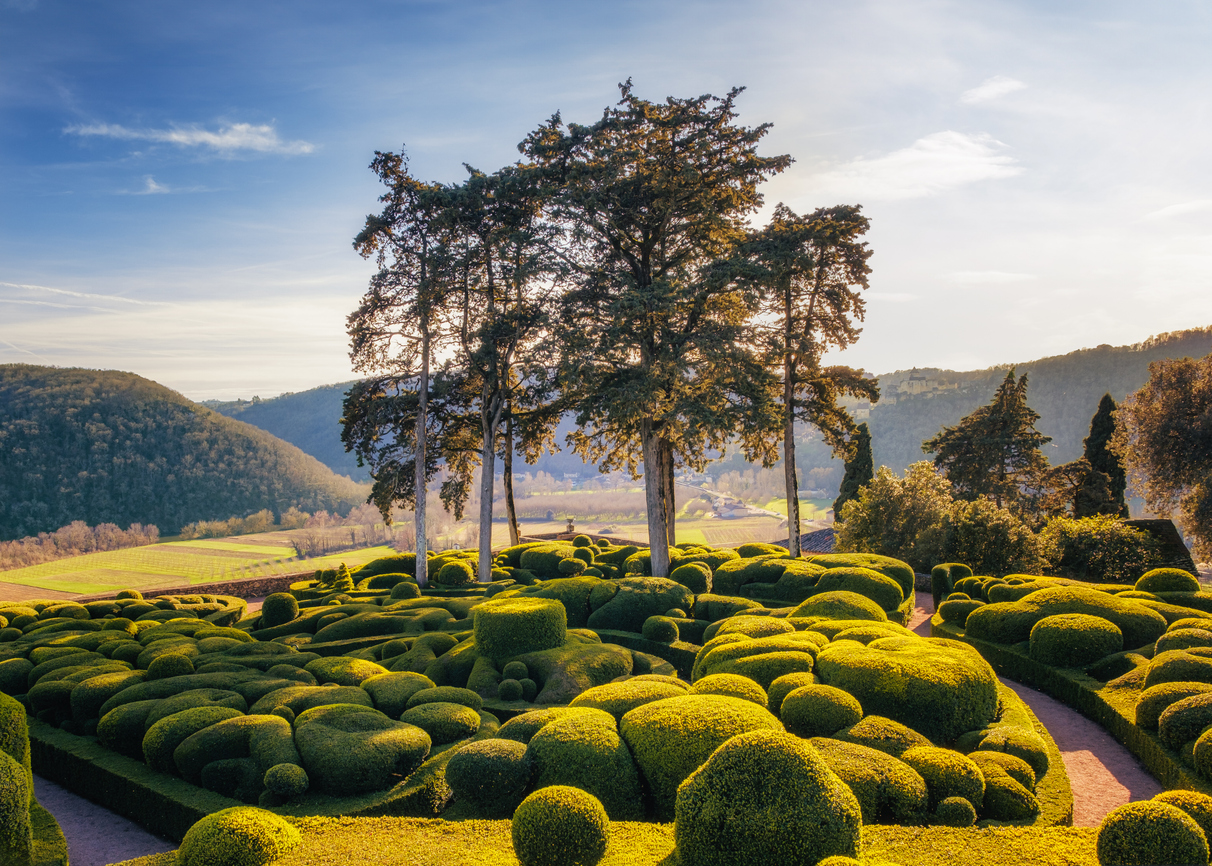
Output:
left=789, top=591, right=887, bottom=623
left=569, top=680, right=688, bottom=723
left=900, top=746, right=984, bottom=811
left=398, top=701, right=480, bottom=745
left=390, top=581, right=422, bottom=600
left=405, top=686, right=483, bottom=712
left=1154, top=790, right=1212, bottom=841
left=768, top=672, right=819, bottom=716
left=511, top=785, right=609, bottom=866
left=781, top=685, right=862, bottom=739
left=1097, top=800, right=1209, bottom=866
left=503, top=661, right=529, bottom=680
left=642, top=616, right=679, bottom=644
left=675, top=729, right=862, bottom=866
left=935, top=795, right=977, bottom=827
left=0, top=749, right=32, bottom=865
left=260, top=593, right=299, bottom=628
left=473, top=597, right=567, bottom=663
left=688, top=673, right=768, bottom=708
left=146, top=652, right=195, bottom=680
left=498, top=679, right=524, bottom=701
left=435, top=560, right=476, bottom=587
left=1137, top=568, right=1201, bottom=595
left=293, top=705, right=431, bottom=795
left=446, top=738, right=532, bottom=815
left=527, top=709, right=644, bottom=820
left=177, top=806, right=302, bottom=866
left=670, top=562, right=712, bottom=595
left=1029, top=613, right=1123, bottom=667
left=558, top=558, right=588, bottom=576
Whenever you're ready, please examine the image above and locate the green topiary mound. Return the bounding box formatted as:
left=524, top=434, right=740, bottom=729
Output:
left=768, top=672, right=819, bottom=716
left=177, top=806, right=302, bottom=866
left=674, top=729, right=862, bottom=866
left=473, top=597, right=567, bottom=664
left=688, top=673, right=768, bottom=708
left=1137, top=568, right=1201, bottom=595
left=263, top=763, right=309, bottom=798
left=293, top=704, right=431, bottom=794
left=814, top=567, right=905, bottom=612
left=398, top=701, right=481, bottom=745
left=0, top=750, right=31, bottom=866
left=641, top=616, right=679, bottom=644
left=935, top=796, right=977, bottom=827
left=899, top=746, right=984, bottom=811
left=670, top=562, right=711, bottom=595
left=790, top=591, right=888, bottom=623
left=569, top=680, right=687, bottom=723
left=815, top=637, right=998, bottom=743
left=511, top=785, right=609, bottom=866
left=965, top=585, right=1168, bottom=649
left=1029, top=613, right=1123, bottom=667
left=260, top=593, right=299, bottom=629
left=1097, top=800, right=1209, bottom=866
left=526, top=708, right=643, bottom=820
left=808, top=737, right=928, bottom=825
left=446, top=738, right=532, bottom=816
left=780, top=685, right=862, bottom=738
left=1154, top=790, right=1212, bottom=842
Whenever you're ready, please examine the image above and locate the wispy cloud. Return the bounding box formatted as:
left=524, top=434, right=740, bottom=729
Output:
left=1143, top=200, right=1212, bottom=221
left=0, top=281, right=163, bottom=307
left=868, top=292, right=917, bottom=302
left=803, top=131, right=1022, bottom=202
left=65, top=122, right=314, bottom=155
left=960, top=76, right=1027, bottom=105
left=945, top=271, right=1038, bottom=284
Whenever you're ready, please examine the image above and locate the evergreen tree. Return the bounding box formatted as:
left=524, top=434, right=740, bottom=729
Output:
left=922, top=369, right=1051, bottom=517
left=1077, top=393, right=1128, bottom=517
left=833, top=422, right=873, bottom=516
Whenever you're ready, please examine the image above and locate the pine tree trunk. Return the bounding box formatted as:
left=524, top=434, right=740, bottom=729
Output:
left=415, top=327, right=429, bottom=587
left=503, top=410, right=520, bottom=546
left=662, top=439, right=677, bottom=548
left=641, top=418, right=671, bottom=577
left=478, top=394, right=505, bottom=582
left=784, top=354, right=801, bottom=557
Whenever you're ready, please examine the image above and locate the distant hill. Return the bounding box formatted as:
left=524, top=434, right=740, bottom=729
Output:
left=0, top=365, right=368, bottom=541
left=206, top=326, right=1212, bottom=492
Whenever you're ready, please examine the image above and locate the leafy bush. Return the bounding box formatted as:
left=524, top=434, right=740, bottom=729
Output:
left=641, top=616, right=678, bottom=644
left=293, top=704, right=430, bottom=795
left=965, top=585, right=1168, bottom=650
left=511, top=785, right=609, bottom=866
left=473, top=598, right=567, bottom=664
left=1139, top=568, right=1202, bottom=594
left=446, top=738, right=532, bottom=816
left=398, top=701, right=480, bottom=745
left=674, top=730, right=862, bottom=866
left=1038, top=515, right=1163, bottom=583
left=808, top=737, right=928, bottom=825
left=899, top=746, right=984, bottom=811
left=142, top=706, right=244, bottom=773
left=526, top=709, right=643, bottom=819
left=1096, top=800, right=1209, bottom=866
left=688, top=673, right=768, bottom=708
left=669, top=562, right=712, bottom=594
left=177, top=806, right=301, bottom=866
left=780, top=685, right=862, bottom=738
left=1029, top=613, right=1123, bottom=667
left=569, top=680, right=686, bottom=723
left=1136, top=682, right=1212, bottom=729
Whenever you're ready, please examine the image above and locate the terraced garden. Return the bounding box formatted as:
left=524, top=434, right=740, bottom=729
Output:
left=0, top=539, right=1208, bottom=865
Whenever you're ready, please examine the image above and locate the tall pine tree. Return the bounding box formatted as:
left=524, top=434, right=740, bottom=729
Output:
left=1077, top=393, right=1129, bottom=517
left=833, top=422, right=873, bottom=517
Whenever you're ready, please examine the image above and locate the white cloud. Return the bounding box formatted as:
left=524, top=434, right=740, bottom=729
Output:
left=945, top=271, right=1038, bottom=284
left=0, top=281, right=161, bottom=306
left=867, top=292, right=917, bottom=302
left=66, top=122, right=314, bottom=156
left=803, top=131, right=1022, bottom=202
left=140, top=176, right=168, bottom=194
left=1143, top=200, right=1212, bottom=221
left=960, top=76, right=1027, bottom=105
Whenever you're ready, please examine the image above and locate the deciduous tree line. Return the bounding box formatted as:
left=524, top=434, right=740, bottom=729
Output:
left=342, top=82, right=878, bottom=581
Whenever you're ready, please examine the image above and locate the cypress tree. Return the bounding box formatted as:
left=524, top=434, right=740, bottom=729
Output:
left=833, top=423, right=873, bottom=516
left=1075, top=393, right=1129, bottom=518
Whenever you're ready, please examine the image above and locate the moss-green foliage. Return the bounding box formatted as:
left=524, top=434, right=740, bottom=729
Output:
left=498, top=708, right=603, bottom=745
left=519, top=544, right=579, bottom=581
left=968, top=725, right=1050, bottom=779
left=500, top=577, right=611, bottom=629
left=1138, top=568, right=1202, bottom=595
left=177, top=806, right=302, bottom=866
left=694, top=633, right=819, bottom=683
left=1153, top=790, right=1212, bottom=841
left=1157, top=628, right=1212, bottom=654
left=175, top=713, right=300, bottom=785
left=0, top=693, right=31, bottom=802
left=810, top=554, right=915, bottom=600
left=711, top=651, right=817, bottom=691
left=1028, top=613, right=1123, bottom=667
left=708, top=615, right=795, bottom=642
left=781, top=685, right=862, bottom=738
left=808, top=737, right=928, bottom=825
left=815, top=638, right=998, bottom=743
left=1195, top=728, right=1212, bottom=780
left=569, top=681, right=687, bottom=723
left=511, top=785, right=609, bottom=866
left=641, top=616, right=678, bottom=644
left=674, top=729, right=861, bottom=866
left=1097, top=800, right=1208, bottom=866
left=399, top=702, right=481, bottom=745
left=293, top=704, right=431, bottom=794
left=389, top=581, right=422, bottom=600
left=1145, top=649, right=1212, bottom=689
left=142, top=706, right=245, bottom=772
left=974, top=758, right=1039, bottom=822
left=436, top=560, right=477, bottom=587
left=446, top=738, right=532, bottom=816
left=586, top=578, right=694, bottom=633
left=147, top=653, right=196, bottom=680
left=1159, top=693, right=1212, bottom=750
left=938, top=599, right=985, bottom=628
left=815, top=567, right=905, bottom=612
left=144, top=688, right=248, bottom=728
left=526, top=709, right=643, bottom=820
left=303, top=656, right=388, bottom=687
left=835, top=715, right=932, bottom=758
left=406, top=686, right=483, bottom=712
left=790, top=591, right=888, bottom=623
left=899, top=746, right=984, bottom=812
left=0, top=750, right=31, bottom=866
left=968, top=751, right=1036, bottom=792
left=361, top=672, right=436, bottom=719
left=767, top=672, right=819, bottom=716
left=248, top=685, right=373, bottom=716
left=965, top=585, right=1168, bottom=650
left=934, top=796, right=977, bottom=827
left=474, top=598, right=567, bottom=664
left=669, top=563, right=711, bottom=595
left=98, top=699, right=163, bottom=758
left=0, top=660, right=33, bottom=696
left=688, top=673, right=768, bottom=708
left=508, top=638, right=634, bottom=705
left=261, top=594, right=299, bottom=629
left=931, top=563, right=974, bottom=607
left=1136, top=682, right=1212, bottom=729
left=263, top=762, right=309, bottom=798
left=619, top=694, right=782, bottom=819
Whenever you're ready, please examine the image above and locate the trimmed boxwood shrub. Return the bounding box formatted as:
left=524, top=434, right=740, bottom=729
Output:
left=174, top=714, right=300, bottom=783
left=935, top=795, right=977, bottom=827
left=143, top=706, right=245, bottom=772
left=586, top=577, right=694, bottom=633
left=768, top=672, right=819, bottom=716
left=711, top=651, right=816, bottom=691
left=1157, top=628, right=1212, bottom=654
left=807, top=737, right=928, bottom=824
left=964, top=585, right=1168, bottom=650
left=619, top=694, right=782, bottom=818
left=1138, top=568, right=1202, bottom=595
left=1145, top=650, right=1212, bottom=689
left=498, top=679, right=523, bottom=701
left=398, top=701, right=480, bottom=745
left=790, top=591, right=888, bottom=623
left=569, top=680, right=687, bottom=723
left=641, top=616, right=679, bottom=644
left=473, top=598, right=567, bottom=663
left=1028, top=613, right=1123, bottom=667
left=511, top=785, right=609, bottom=866
left=446, top=738, right=532, bottom=815
left=938, top=598, right=985, bottom=627
left=293, top=704, right=431, bottom=795
left=815, top=637, right=998, bottom=743
left=1159, top=692, right=1212, bottom=750
left=0, top=749, right=31, bottom=865
left=968, top=725, right=1050, bottom=778
left=1097, top=800, right=1209, bottom=866
left=405, top=686, right=483, bottom=712
left=780, top=685, right=862, bottom=738
left=1136, top=682, right=1212, bottom=729
left=675, top=729, right=862, bottom=866
left=835, top=715, right=932, bottom=758
left=177, top=806, right=301, bottom=866
left=694, top=633, right=819, bottom=683
left=498, top=708, right=603, bottom=745
left=1154, top=790, right=1212, bottom=841
left=814, top=567, right=904, bottom=612
left=527, top=708, right=643, bottom=820
left=248, top=685, right=373, bottom=716
left=260, top=594, right=299, bottom=629
left=144, top=688, right=248, bottom=728
left=670, top=562, right=711, bottom=595
left=688, top=673, right=768, bottom=708
left=968, top=750, right=1036, bottom=791
left=900, top=746, right=984, bottom=811
left=978, top=757, right=1040, bottom=821
left=361, top=671, right=435, bottom=719
left=707, top=616, right=795, bottom=642
left=263, top=762, right=309, bottom=798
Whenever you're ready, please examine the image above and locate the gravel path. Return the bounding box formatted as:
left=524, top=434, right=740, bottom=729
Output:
left=34, top=776, right=175, bottom=866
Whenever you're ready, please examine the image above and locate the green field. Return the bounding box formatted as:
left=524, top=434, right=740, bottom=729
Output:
left=0, top=537, right=399, bottom=596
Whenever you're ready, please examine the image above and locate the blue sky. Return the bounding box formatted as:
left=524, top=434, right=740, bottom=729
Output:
left=2, top=0, right=1211, bottom=400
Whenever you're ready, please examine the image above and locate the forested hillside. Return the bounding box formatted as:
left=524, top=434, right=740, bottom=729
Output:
left=0, top=365, right=368, bottom=540
left=866, top=326, right=1212, bottom=473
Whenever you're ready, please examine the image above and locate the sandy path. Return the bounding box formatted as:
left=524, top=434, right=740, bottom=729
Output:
left=34, top=775, right=176, bottom=866
left=909, top=594, right=1161, bottom=826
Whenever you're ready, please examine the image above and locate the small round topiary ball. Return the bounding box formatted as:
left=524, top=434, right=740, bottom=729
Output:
left=147, top=652, right=195, bottom=680
left=498, top=679, right=524, bottom=701
left=177, top=806, right=302, bottom=866
left=263, top=763, right=309, bottom=798
left=520, top=678, right=538, bottom=702
left=436, top=560, right=476, bottom=587
left=511, top=785, right=610, bottom=866
left=558, top=558, right=588, bottom=575
left=1097, top=800, right=1210, bottom=866
left=935, top=795, right=977, bottom=827
left=1029, top=613, right=1123, bottom=668
left=642, top=616, right=679, bottom=644
left=260, top=592, right=299, bottom=628
left=1154, top=790, right=1212, bottom=841
left=116, top=589, right=143, bottom=600
left=390, top=580, right=422, bottom=600
left=503, top=660, right=529, bottom=681
left=572, top=535, right=593, bottom=548
left=689, top=673, right=768, bottom=708
left=780, top=685, right=862, bottom=738
left=1137, top=568, right=1201, bottom=595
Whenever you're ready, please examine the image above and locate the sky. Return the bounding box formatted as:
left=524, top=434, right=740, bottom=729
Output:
left=2, top=0, right=1211, bottom=401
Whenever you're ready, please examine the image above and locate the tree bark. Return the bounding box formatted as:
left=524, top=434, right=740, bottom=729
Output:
left=478, top=394, right=505, bottom=582
left=503, top=408, right=520, bottom=546
left=783, top=278, right=802, bottom=557
left=662, top=439, right=677, bottom=549
left=641, top=418, right=671, bottom=577
left=415, top=326, right=430, bottom=586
